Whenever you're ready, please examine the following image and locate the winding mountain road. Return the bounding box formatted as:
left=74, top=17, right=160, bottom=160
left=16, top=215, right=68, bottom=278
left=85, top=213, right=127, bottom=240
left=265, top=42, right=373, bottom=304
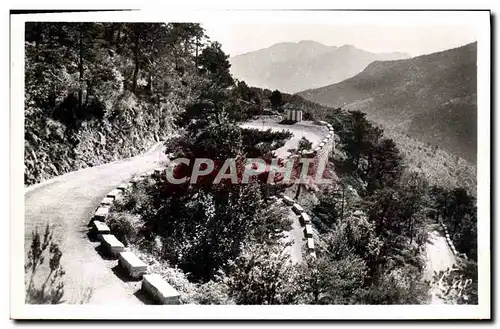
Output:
left=25, top=143, right=167, bottom=304
left=25, top=120, right=326, bottom=304
left=241, top=119, right=327, bottom=159
left=241, top=119, right=328, bottom=263
left=244, top=119, right=457, bottom=303
left=24, top=118, right=454, bottom=305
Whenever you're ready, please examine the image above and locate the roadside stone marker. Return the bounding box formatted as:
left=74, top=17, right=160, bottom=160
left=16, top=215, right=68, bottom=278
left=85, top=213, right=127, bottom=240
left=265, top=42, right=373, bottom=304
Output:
left=101, top=234, right=125, bottom=257
left=118, top=251, right=148, bottom=280
left=304, top=224, right=313, bottom=238
left=94, top=206, right=110, bottom=222
left=142, top=274, right=181, bottom=305
left=300, top=213, right=311, bottom=225
left=292, top=203, right=305, bottom=215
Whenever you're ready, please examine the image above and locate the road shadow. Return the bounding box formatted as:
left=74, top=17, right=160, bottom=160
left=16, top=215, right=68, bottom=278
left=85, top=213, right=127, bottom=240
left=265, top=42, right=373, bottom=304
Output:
left=279, top=119, right=297, bottom=125
left=111, top=264, right=142, bottom=283
left=87, top=217, right=98, bottom=228
left=133, top=288, right=156, bottom=305
left=94, top=244, right=116, bottom=261
left=86, top=230, right=100, bottom=243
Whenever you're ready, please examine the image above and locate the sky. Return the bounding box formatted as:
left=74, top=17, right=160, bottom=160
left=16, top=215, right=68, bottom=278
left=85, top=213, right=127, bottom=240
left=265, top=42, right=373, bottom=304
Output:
left=203, top=24, right=477, bottom=58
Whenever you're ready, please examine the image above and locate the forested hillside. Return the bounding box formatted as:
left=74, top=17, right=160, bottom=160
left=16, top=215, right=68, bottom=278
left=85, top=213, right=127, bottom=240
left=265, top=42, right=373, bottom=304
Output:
left=299, top=42, right=477, bottom=164
left=25, top=23, right=211, bottom=185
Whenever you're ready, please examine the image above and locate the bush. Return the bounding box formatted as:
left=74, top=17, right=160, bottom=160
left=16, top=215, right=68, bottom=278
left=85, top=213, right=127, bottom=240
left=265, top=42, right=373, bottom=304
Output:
left=298, top=137, right=313, bottom=151
left=106, top=212, right=139, bottom=247
left=114, top=180, right=152, bottom=214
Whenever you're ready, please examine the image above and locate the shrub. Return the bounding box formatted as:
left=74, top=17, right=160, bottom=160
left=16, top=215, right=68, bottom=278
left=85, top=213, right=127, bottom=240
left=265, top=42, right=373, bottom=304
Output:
left=298, top=137, right=313, bottom=151
left=114, top=180, right=152, bottom=213
left=106, top=212, right=139, bottom=247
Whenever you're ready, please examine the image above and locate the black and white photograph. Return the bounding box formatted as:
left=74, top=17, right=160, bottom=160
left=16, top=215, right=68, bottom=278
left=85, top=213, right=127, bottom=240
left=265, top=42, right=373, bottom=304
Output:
left=9, top=8, right=491, bottom=320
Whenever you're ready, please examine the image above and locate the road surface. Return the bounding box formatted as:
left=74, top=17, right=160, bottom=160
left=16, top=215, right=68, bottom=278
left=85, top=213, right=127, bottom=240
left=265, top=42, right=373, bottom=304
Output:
left=424, top=229, right=457, bottom=304
left=25, top=143, right=167, bottom=304
left=241, top=120, right=327, bottom=159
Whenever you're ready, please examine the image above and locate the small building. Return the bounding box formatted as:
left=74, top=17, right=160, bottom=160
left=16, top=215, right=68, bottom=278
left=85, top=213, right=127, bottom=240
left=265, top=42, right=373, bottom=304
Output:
left=285, top=108, right=303, bottom=122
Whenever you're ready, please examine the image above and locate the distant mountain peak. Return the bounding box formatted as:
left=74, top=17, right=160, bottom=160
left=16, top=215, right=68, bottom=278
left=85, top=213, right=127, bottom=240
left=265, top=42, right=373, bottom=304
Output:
left=297, top=40, right=326, bottom=45
left=229, top=41, right=410, bottom=93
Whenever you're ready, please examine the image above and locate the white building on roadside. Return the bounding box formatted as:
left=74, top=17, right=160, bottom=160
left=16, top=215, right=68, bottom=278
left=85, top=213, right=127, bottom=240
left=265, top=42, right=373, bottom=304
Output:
left=285, top=108, right=303, bottom=122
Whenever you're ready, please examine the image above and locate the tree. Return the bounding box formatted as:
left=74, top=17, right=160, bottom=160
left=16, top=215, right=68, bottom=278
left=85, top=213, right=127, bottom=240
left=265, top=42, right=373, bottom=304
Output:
left=226, top=242, right=300, bottom=304
left=230, top=80, right=262, bottom=120
left=178, top=41, right=234, bottom=127
left=361, top=263, right=430, bottom=304
left=249, top=202, right=292, bottom=244
left=138, top=115, right=294, bottom=282
left=197, top=41, right=234, bottom=89
left=269, top=90, right=283, bottom=110
left=24, top=21, right=210, bottom=185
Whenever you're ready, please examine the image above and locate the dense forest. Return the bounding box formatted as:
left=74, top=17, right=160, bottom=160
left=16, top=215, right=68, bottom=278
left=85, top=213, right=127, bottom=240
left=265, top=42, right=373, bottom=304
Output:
left=25, top=22, right=478, bottom=305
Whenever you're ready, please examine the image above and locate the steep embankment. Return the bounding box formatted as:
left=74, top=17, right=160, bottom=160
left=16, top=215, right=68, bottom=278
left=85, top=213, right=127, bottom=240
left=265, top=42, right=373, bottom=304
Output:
left=230, top=41, right=408, bottom=93
left=300, top=42, right=477, bottom=164
left=24, top=93, right=182, bottom=186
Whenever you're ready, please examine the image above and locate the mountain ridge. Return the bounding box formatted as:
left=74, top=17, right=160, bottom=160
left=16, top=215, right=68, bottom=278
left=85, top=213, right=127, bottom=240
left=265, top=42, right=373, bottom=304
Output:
left=299, top=42, right=477, bottom=163
left=229, top=41, right=410, bottom=93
